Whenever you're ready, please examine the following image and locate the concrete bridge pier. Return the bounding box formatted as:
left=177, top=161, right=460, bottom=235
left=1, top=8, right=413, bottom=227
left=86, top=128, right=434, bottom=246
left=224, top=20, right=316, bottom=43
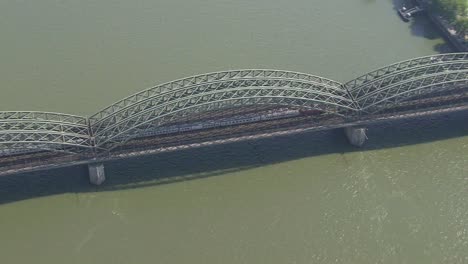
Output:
left=88, top=162, right=106, bottom=185
left=344, top=127, right=367, bottom=147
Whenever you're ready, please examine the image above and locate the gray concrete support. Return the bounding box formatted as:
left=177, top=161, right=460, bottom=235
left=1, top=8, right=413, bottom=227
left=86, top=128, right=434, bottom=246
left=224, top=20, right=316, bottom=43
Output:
left=88, top=163, right=106, bottom=185
left=344, top=127, right=367, bottom=147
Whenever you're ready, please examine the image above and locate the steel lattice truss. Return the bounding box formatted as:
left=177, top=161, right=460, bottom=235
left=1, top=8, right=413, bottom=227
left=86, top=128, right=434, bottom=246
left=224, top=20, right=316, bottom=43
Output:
left=0, top=112, right=92, bottom=155
left=89, top=70, right=356, bottom=148
left=356, top=71, right=468, bottom=113
left=2, top=53, right=468, bottom=155
left=345, top=53, right=468, bottom=92
left=346, top=53, right=468, bottom=112
left=90, top=70, right=345, bottom=121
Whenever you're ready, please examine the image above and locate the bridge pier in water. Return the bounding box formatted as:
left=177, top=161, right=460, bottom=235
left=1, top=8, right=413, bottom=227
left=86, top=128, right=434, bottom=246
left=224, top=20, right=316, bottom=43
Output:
left=88, top=162, right=106, bottom=185
left=344, top=127, right=367, bottom=147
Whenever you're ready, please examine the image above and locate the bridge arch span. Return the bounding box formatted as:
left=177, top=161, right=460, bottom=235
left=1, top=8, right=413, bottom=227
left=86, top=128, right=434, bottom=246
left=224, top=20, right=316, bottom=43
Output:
left=0, top=111, right=92, bottom=155
left=357, top=70, right=468, bottom=113
left=346, top=53, right=468, bottom=113
left=89, top=70, right=356, bottom=149
left=344, top=53, right=468, bottom=92
left=89, top=70, right=345, bottom=122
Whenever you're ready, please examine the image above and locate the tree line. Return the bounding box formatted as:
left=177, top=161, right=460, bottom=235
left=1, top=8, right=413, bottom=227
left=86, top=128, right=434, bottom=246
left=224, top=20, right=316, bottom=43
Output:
left=430, top=0, right=468, bottom=34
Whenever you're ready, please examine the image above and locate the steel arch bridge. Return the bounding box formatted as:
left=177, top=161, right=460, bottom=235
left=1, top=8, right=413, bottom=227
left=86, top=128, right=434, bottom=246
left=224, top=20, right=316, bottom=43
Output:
left=2, top=53, right=468, bottom=155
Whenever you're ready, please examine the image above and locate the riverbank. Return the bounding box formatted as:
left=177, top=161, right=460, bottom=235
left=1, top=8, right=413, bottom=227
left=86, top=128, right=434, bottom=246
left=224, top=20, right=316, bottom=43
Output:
left=415, top=0, right=468, bottom=51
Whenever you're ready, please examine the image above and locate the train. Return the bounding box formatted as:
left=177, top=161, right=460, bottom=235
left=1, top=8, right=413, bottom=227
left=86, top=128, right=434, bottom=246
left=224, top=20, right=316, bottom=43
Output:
left=129, top=108, right=325, bottom=139
left=128, top=109, right=303, bottom=138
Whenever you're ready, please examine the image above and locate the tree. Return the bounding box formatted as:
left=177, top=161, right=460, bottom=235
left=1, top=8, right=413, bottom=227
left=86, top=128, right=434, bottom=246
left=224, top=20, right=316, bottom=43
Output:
left=455, top=17, right=468, bottom=35
left=431, top=0, right=467, bottom=22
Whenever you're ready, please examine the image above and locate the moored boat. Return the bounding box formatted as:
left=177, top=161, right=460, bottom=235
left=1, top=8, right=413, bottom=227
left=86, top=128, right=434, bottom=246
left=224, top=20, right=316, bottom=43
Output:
left=398, top=7, right=410, bottom=22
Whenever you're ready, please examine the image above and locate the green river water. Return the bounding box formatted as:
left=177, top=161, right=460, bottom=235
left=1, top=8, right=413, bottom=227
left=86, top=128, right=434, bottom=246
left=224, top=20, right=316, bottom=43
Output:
left=1, top=0, right=467, bottom=263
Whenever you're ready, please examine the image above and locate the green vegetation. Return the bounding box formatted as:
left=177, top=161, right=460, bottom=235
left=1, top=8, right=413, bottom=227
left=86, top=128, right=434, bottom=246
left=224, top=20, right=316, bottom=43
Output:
left=431, top=0, right=468, bottom=33
left=432, top=0, right=467, bottom=18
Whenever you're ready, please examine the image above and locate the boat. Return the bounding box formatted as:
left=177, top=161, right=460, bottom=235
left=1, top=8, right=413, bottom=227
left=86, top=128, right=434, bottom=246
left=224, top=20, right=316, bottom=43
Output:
left=398, top=7, right=411, bottom=22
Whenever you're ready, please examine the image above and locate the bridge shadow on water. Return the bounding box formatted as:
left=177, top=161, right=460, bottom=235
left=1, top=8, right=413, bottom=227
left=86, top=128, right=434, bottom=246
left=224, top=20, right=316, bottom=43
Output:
left=391, top=0, right=454, bottom=53
left=0, top=110, right=468, bottom=205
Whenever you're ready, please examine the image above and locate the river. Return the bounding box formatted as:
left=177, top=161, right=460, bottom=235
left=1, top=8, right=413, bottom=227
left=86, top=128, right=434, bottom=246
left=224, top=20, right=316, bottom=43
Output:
left=0, top=0, right=467, bottom=263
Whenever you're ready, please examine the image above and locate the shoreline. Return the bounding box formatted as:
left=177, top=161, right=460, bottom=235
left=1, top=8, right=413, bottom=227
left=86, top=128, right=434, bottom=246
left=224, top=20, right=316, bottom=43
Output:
left=414, top=0, right=468, bottom=52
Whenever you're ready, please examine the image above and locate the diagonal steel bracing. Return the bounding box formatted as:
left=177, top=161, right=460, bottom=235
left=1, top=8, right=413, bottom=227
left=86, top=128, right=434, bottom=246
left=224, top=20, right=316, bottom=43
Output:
left=88, top=70, right=355, bottom=149
left=344, top=53, right=468, bottom=93
left=89, top=70, right=345, bottom=122
left=0, top=112, right=92, bottom=155
left=346, top=53, right=468, bottom=113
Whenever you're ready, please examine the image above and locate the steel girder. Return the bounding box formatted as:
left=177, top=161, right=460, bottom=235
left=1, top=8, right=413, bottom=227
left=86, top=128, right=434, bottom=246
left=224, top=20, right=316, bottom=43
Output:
left=0, top=112, right=93, bottom=154
left=89, top=70, right=355, bottom=148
